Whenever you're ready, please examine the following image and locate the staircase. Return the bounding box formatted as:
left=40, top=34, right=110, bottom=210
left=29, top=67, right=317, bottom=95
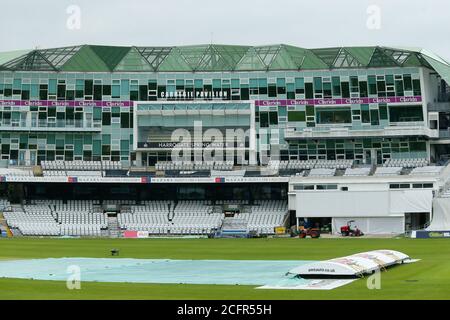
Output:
left=107, top=214, right=121, bottom=238
left=168, top=202, right=175, bottom=222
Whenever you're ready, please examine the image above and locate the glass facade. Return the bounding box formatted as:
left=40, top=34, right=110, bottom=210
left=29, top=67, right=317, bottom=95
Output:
left=0, top=52, right=432, bottom=164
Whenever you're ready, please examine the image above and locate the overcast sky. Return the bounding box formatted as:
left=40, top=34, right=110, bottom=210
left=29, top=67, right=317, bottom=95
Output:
left=1, top=0, right=450, bottom=60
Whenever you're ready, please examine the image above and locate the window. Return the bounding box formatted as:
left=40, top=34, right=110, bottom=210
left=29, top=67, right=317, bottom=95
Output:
left=403, top=75, right=413, bottom=91
left=359, top=81, right=368, bottom=97
left=288, top=111, right=306, bottom=122
left=84, top=80, right=93, bottom=96
left=413, top=79, right=421, bottom=96
left=368, top=76, right=377, bottom=95
left=268, top=84, right=277, bottom=97
left=370, top=109, right=379, bottom=125
left=269, top=112, right=278, bottom=125
left=413, top=183, right=433, bottom=189
left=395, top=79, right=404, bottom=96
left=120, top=113, right=130, bottom=128
left=390, top=183, right=410, bottom=189
left=314, top=77, right=323, bottom=95
left=341, top=82, right=350, bottom=98
left=102, top=112, right=111, bottom=126
left=389, top=105, right=423, bottom=122
left=379, top=104, right=388, bottom=120
left=317, top=184, right=338, bottom=190
left=361, top=105, right=370, bottom=123
left=316, top=108, right=351, bottom=124
left=409, top=141, right=426, bottom=152
left=112, top=85, right=120, bottom=98
left=305, top=83, right=314, bottom=99
left=259, top=112, right=269, bottom=128
left=377, top=80, right=386, bottom=97
left=332, top=77, right=341, bottom=96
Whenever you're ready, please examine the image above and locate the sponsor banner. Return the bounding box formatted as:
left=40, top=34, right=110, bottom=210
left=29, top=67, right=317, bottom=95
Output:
left=0, top=96, right=421, bottom=108
left=137, top=231, right=149, bottom=238
left=140, top=176, right=151, bottom=184
left=413, top=230, right=450, bottom=238
left=223, top=176, right=290, bottom=183
left=123, top=231, right=148, bottom=238
left=2, top=175, right=289, bottom=184
left=152, top=176, right=289, bottom=183
left=138, top=141, right=239, bottom=149
left=0, top=100, right=133, bottom=108
left=151, top=177, right=215, bottom=184
left=4, top=176, right=68, bottom=183
left=255, top=96, right=422, bottom=107
left=75, top=177, right=143, bottom=183
left=123, top=230, right=138, bottom=238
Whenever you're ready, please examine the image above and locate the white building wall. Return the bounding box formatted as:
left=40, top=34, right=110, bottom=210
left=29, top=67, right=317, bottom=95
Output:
left=294, top=188, right=432, bottom=218
left=331, top=217, right=405, bottom=234
left=296, top=190, right=391, bottom=217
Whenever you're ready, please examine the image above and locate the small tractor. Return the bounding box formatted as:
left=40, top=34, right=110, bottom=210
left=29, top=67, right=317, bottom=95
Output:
left=298, top=227, right=321, bottom=238
left=340, top=220, right=364, bottom=237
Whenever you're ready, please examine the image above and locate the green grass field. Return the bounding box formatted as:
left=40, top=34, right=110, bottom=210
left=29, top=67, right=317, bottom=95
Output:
left=0, top=237, right=448, bottom=300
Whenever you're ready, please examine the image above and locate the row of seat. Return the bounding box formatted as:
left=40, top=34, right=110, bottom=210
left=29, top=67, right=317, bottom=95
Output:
left=383, top=158, right=429, bottom=168
left=267, top=159, right=354, bottom=170
left=131, top=201, right=173, bottom=214
left=344, top=167, right=371, bottom=177
left=0, top=168, right=34, bottom=176
left=41, top=160, right=122, bottom=171
left=374, top=167, right=403, bottom=176
left=410, top=166, right=444, bottom=175
left=250, top=200, right=288, bottom=214
left=119, top=214, right=222, bottom=233
left=60, top=224, right=105, bottom=236
left=3, top=199, right=289, bottom=237
left=4, top=200, right=106, bottom=236
left=174, top=200, right=213, bottom=215
left=308, top=168, right=336, bottom=177
left=155, top=161, right=234, bottom=171
left=267, top=160, right=316, bottom=170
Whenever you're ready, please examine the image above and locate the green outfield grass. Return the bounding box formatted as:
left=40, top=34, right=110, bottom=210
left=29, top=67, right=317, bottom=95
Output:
left=0, top=237, right=448, bottom=300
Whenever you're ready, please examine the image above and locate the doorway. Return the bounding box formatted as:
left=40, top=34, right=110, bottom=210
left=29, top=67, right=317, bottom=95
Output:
left=405, top=212, right=430, bottom=231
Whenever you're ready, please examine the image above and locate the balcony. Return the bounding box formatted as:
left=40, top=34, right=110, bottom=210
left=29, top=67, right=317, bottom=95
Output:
left=285, top=123, right=439, bottom=140
left=0, top=119, right=102, bottom=132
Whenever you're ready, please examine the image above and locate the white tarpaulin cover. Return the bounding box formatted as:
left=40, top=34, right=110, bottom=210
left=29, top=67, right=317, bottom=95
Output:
left=332, top=217, right=405, bottom=234
left=288, top=250, right=410, bottom=278
left=296, top=191, right=390, bottom=217
left=390, top=190, right=432, bottom=214
left=427, top=198, right=450, bottom=231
